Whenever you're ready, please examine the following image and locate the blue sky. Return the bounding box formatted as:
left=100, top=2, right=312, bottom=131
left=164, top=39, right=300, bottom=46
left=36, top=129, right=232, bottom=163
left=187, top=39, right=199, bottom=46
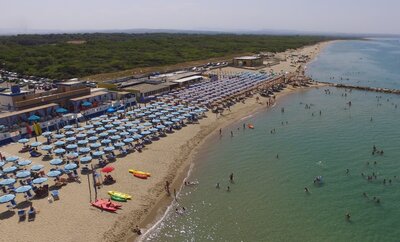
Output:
left=1, top=0, right=399, bottom=34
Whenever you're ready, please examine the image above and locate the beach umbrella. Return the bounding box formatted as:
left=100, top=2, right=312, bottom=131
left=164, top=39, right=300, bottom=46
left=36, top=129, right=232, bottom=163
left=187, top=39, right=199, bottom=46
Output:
left=101, top=166, right=114, bottom=173
left=6, top=156, right=19, bottom=163
left=96, top=127, right=106, bottom=132
left=106, top=107, right=116, bottom=113
left=15, top=185, right=32, bottom=193
left=90, top=143, right=102, bottom=149
left=18, top=138, right=29, bottom=144
left=66, top=137, right=76, bottom=143
left=91, top=117, right=101, bottom=121
left=66, top=152, right=79, bottom=159
left=104, top=124, right=114, bottom=129
left=99, top=115, right=108, bottom=118
left=108, top=129, right=117, bottom=134
left=136, top=125, right=145, bottom=130
left=56, top=108, right=68, bottom=114
left=84, top=124, right=94, bottom=129
left=80, top=156, right=92, bottom=164
left=101, top=139, right=111, bottom=144
left=76, top=127, right=85, bottom=132
left=63, top=125, right=74, bottom=130
left=0, top=194, right=16, bottom=204
left=101, top=119, right=111, bottom=123
left=124, top=123, right=134, bottom=128
left=0, top=161, right=5, bottom=167
left=54, top=134, right=65, bottom=139
left=30, top=164, right=44, bottom=171
left=47, top=170, right=61, bottom=177
left=77, top=140, right=89, bottom=146
left=149, top=128, right=158, bottom=133
left=114, top=142, right=125, bottom=147
left=76, top=133, right=87, bottom=139
left=54, top=148, right=66, bottom=155
left=32, top=177, right=48, bottom=184
left=93, top=151, right=105, bottom=157
left=30, top=141, right=42, bottom=147
left=127, top=128, right=138, bottom=134
left=148, top=114, right=156, bottom=119
left=132, top=120, right=141, bottom=124
left=171, top=118, right=180, bottom=122
left=103, top=146, right=115, bottom=152
left=17, top=160, right=32, bottom=167
left=64, top=163, right=78, bottom=171
left=42, top=131, right=52, bottom=137
left=156, top=125, right=166, bottom=129
left=88, top=136, right=98, bottom=142
left=0, top=178, right=16, bottom=186
left=66, top=144, right=78, bottom=150
left=143, top=122, right=152, bottom=127
left=28, top=115, right=40, bottom=122
left=87, top=130, right=96, bottom=135
left=132, top=134, right=143, bottom=140
left=50, top=158, right=63, bottom=166
left=120, top=118, right=129, bottom=122
left=136, top=113, right=145, bottom=117
left=79, top=147, right=91, bottom=154
left=3, top=166, right=17, bottom=173
left=123, top=138, right=134, bottom=143
left=110, top=135, right=121, bottom=141
left=115, top=126, right=125, bottom=131
left=160, top=116, right=168, bottom=120
left=140, top=131, right=151, bottom=136
left=65, top=131, right=75, bottom=136
left=99, top=132, right=109, bottom=138
left=119, top=132, right=129, bottom=136
left=164, top=121, right=173, bottom=126
left=117, top=110, right=125, bottom=114
left=112, top=121, right=121, bottom=126
left=152, top=119, right=161, bottom=123
left=54, top=141, right=65, bottom=146
left=93, top=122, right=102, bottom=126
left=15, top=171, right=31, bottom=179
left=82, top=101, right=92, bottom=107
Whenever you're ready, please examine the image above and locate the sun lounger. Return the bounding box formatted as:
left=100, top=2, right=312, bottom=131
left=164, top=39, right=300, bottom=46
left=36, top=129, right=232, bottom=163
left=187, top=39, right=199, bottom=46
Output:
left=51, top=190, right=59, bottom=200
left=18, top=209, right=26, bottom=222
left=19, top=146, right=31, bottom=153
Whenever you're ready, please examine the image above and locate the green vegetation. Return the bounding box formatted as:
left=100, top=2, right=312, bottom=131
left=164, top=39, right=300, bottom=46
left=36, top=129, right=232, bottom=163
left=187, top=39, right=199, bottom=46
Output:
left=0, top=33, right=332, bottom=79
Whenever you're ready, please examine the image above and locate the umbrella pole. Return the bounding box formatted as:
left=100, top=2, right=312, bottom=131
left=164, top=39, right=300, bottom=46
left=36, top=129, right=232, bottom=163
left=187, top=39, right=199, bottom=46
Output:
left=87, top=173, right=92, bottom=202
left=91, top=164, right=98, bottom=201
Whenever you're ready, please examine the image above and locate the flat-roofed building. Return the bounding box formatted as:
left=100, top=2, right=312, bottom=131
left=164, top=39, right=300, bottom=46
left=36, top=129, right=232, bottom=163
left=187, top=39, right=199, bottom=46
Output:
left=172, top=75, right=203, bottom=87
left=124, top=83, right=170, bottom=102
left=0, top=103, right=59, bottom=126
left=233, top=56, right=263, bottom=67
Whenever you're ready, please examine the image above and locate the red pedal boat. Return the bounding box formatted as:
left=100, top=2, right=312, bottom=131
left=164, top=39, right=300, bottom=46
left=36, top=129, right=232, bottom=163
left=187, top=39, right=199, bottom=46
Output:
left=91, top=199, right=122, bottom=212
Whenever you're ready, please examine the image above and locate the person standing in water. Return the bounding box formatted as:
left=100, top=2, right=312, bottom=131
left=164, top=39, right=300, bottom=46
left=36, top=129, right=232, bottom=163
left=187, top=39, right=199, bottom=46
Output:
left=230, top=173, right=234, bottom=183
left=231, top=131, right=233, bottom=137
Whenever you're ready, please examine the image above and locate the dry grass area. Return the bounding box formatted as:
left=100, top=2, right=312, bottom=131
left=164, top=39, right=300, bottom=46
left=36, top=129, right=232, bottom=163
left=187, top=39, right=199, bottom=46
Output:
left=82, top=52, right=252, bottom=82
left=66, top=40, right=87, bottom=44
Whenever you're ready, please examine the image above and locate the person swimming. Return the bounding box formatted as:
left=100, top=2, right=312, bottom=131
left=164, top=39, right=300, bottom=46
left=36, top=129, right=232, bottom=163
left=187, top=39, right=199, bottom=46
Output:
left=227, top=186, right=230, bottom=192
left=216, top=182, right=220, bottom=189
left=304, top=187, right=309, bottom=193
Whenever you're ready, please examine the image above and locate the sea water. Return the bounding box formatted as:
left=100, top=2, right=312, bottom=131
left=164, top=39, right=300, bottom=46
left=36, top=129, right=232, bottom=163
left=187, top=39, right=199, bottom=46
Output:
left=143, top=39, right=400, bottom=242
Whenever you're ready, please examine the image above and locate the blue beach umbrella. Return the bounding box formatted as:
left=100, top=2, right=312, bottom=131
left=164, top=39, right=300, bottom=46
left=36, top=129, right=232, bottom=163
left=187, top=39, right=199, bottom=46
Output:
left=96, top=127, right=106, bottom=132
left=123, top=138, right=134, bottom=143
left=90, top=143, right=102, bottom=149
left=50, top=158, right=63, bottom=166
left=115, top=126, right=124, bottom=131
left=80, top=156, right=92, bottom=164
left=87, top=130, right=96, bottom=135
left=93, top=151, right=105, bottom=157
left=17, top=160, right=32, bottom=167
left=18, top=138, right=29, bottom=144
left=0, top=178, right=16, bottom=186
left=64, top=163, right=78, bottom=171
left=28, top=115, right=40, bottom=122
left=16, top=171, right=31, bottom=178
left=56, top=108, right=68, bottom=114
left=152, top=119, right=161, bottom=123
left=15, top=185, right=32, bottom=193
left=76, top=127, right=85, bottom=132
left=132, top=134, right=143, bottom=140
left=42, top=131, right=52, bottom=137
left=0, top=161, right=5, bottom=167
left=132, top=120, right=141, bottom=124
left=93, top=122, right=102, bottom=126
left=54, top=134, right=65, bottom=139
left=54, top=141, right=65, bottom=146
left=120, top=118, right=129, bottom=122
left=31, top=164, right=44, bottom=171
left=32, top=177, right=48, bottom=184
left=66, top=152, right=79, bottom=159
left=66, top=137, right=76, bottom=143
left=164, top=121, right=173, bottom=126
left=78, top=140, right=89, bottom=146
left=136, top=125, right=145, bottom=130
left=84, top=124, right=94, bottom=129
left=171, top=118, right=180, bottom=122
left=110, top=135, right=121, bottom=141
left=124, top=123, right=134, bottom=128
left=88, top=136, right=98, bottom=142
left=66, top=144, right=78, bottom=150
left=47, top=170, right=61, bottom=177
left=99, top=132, right=109, bottom=138
left=143, top=122, right=152, bottom=127
left=6, top=156, right=19, bottom=163
left=91, top=117, right=101, bottom=121
left=104, top=124, right=114, bottom=129
left=76, top=133, right=87, bottom=139
left=141, top=131, right=151, bottom=136
left=112, top=121, right=121, bottom=126
left=63, top=125, right=74, bottom=130
left=119, top=132, right=129, bottom=136
left=0, top=194, right=16, bottom=204
left=54, top=148, right=66, bottom=155
left=127, top=128, right=138, bottom=134
left=65, top=131, right=75, bottom=136
left=156, top=125, right=166, bottom=129
left=108, top=129, right=117, bottom=134
left=103, top=146, right=115, bottom=152
left=106, top=107, right=116, bottom=113
left=114, top=142, right=125, bottom=147
left=149, top=128, right=158, bottom=133
left=101, top=119, right=111, bottom=123
left=3, top=166, right=17, bottom=173
left=30, top=141, right=42, bottom=147
left=110, top=116, right=118, bottom=120
left=79, top=147, right=91, bottom=154
left=117, top=109, right=125, bottom=113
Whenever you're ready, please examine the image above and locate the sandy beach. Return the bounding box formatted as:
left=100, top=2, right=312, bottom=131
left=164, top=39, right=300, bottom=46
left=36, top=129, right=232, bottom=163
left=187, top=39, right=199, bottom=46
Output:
left=0, top=41, right=331, bottom=242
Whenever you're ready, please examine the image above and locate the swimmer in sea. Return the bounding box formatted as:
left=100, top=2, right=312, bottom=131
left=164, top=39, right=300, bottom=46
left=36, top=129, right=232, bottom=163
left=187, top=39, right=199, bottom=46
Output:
left=304, top=187, right=309, bottom=193
left=216, top=182, right=220, bottom=189
left=227, top=186, right=230, bottom=192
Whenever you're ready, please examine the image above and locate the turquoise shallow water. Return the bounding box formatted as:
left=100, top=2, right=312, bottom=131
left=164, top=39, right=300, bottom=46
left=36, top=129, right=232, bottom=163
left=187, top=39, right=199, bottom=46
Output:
left=143, top=40, right=400, bottom=242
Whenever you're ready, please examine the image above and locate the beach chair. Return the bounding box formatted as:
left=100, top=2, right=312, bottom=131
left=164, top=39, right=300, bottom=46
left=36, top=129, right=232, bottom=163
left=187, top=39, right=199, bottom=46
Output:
left=28, top=210, right=36, bottom=222
left=18, top=209, right=26, bottom=222
left=51, top=190, right=59, bottom=200
left=19, top=145, right=31, bottom=153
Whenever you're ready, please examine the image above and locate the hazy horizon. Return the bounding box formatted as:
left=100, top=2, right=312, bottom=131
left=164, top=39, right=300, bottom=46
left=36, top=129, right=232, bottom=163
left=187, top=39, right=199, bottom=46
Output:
left=1, top=0, right=399, bottom=35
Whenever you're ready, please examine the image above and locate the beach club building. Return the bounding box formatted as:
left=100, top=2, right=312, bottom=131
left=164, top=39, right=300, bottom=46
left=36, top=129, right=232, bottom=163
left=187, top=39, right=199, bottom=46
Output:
left=233, top=56, right=263, bottom=68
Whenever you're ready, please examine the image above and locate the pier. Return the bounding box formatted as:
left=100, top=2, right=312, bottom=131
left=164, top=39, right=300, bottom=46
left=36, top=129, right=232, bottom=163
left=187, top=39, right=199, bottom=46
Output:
left=317, top=81, right=400, bottom=95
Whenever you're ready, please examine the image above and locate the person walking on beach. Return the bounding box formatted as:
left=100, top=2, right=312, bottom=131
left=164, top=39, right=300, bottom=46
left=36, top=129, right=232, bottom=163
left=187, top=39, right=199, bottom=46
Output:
left=243, top=123, right=246, bottom=129
left=219, top=128, right=222, bottom=136
left=165, top=181, right=170, bottom=196
left=230, top=173, right=234, bottom=183
left=231, top=131, right=233, bottom=137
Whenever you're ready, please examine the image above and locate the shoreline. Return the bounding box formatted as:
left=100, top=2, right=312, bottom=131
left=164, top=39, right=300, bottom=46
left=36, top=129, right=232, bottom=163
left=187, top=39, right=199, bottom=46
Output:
left=123, top=40, right=335, bottom=242
left=129, top=82, right=326, bottom=242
